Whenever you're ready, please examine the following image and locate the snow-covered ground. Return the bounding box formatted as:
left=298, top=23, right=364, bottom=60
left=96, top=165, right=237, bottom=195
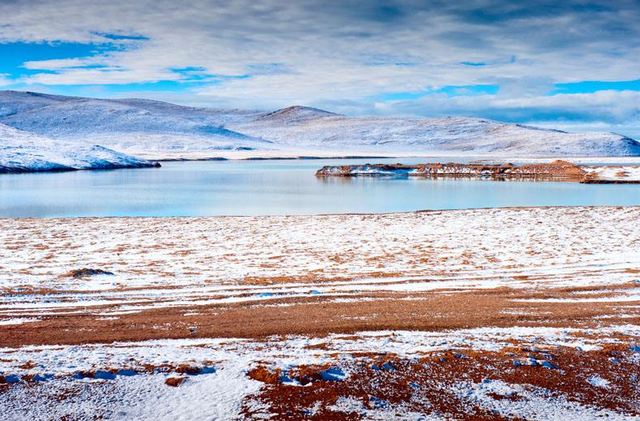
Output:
left=1, top=91, right=639, bottom=162
left=1, top=207, right=638, bottom=315
left=1, top=207, right=639, bottom=419
left=585, top=166, right=640, bottom=181
left=0, top=123, right=158, bottom=173
left=2, top=326, right=639, bottom=420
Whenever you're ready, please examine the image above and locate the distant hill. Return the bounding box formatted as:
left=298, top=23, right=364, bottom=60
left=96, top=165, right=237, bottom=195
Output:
left=0, top=91, right=272, bottom=157
left=229, top=112, right=640, bottom=157
left=256, top=105, right=340, bottom=124
left=1, top=90, right=639, bottom=161
left=0, top=123, right=157, bottom=173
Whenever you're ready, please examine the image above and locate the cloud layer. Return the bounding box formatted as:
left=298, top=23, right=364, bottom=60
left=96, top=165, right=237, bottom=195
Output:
left=1, top=0, right=639, bottom=135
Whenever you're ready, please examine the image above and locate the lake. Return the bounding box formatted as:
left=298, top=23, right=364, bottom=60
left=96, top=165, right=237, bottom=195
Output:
left=1, top=158, right=640, bottom=217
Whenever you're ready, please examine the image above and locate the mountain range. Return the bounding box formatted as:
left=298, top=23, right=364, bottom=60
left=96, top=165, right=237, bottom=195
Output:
left=1, top=90, right=639, bottom=172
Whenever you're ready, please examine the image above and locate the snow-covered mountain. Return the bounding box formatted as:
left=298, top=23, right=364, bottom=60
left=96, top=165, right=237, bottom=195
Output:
left=0, top=123, right=158, bottom=173
left=1, top=90, right=639, bottom=161
left=0, top=91, right=272, bottom=157
left=229, top=108, right=640, bottom=157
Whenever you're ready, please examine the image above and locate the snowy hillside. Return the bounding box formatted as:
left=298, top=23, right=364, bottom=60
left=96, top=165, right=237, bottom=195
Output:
left=0, top=91, right=272, bottom=157
left=1, top=90, right=639, bottom=158
left=230, top=111, right=640, bottom=157
left=0, top=90, right=76, bottom=117
left=0, top=124, right=158, bottom=173
left=254, top=105, right=339, bottom=125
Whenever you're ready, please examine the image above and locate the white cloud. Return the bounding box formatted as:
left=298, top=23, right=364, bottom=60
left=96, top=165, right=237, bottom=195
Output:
left=22, top=58, right=104, bottom=70
left=0, top=74, right=12, bottom=87
left=0, top=0, right=639, bottom=135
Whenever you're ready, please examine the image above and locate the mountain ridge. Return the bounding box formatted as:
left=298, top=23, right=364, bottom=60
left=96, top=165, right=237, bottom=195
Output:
left=1, top=90, right=639, bottom=161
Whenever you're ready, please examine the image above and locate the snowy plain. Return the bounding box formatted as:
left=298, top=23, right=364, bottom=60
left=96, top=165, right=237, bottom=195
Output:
left=1, top=207, right=639, bottom=420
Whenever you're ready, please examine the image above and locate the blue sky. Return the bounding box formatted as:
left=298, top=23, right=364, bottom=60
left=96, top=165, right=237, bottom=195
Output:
left=1, top=0, right=639, bottom=137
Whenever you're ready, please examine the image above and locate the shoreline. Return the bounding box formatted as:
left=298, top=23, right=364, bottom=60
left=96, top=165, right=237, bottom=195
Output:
left=2, top=204, right=640, bottom=221
left=108, top=151, right=640, bottom=164
left=3, top=151, right=640, bottom=175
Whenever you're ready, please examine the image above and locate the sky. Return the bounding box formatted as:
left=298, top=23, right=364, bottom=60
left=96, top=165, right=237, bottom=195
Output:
left=1, top=0, right=640, bottom=137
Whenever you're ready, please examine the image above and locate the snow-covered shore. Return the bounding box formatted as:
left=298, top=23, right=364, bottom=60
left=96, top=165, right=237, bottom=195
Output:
left=0, top=207, right=639, bottom=419
left=2, top=207, right=638, bottom=316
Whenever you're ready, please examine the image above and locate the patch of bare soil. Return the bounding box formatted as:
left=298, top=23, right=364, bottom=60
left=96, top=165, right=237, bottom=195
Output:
left=243, top=344, right=640, bottom=420
left=1, top=286, right=638, bottom=347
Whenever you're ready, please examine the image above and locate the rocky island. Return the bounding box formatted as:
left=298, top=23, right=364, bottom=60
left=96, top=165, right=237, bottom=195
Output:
left=316, top=160, right=640, bottom=183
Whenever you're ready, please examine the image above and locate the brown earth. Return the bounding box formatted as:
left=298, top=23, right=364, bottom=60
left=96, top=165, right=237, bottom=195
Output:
left=1, top=208, right=639, bottom=419
left=243, top=344, right=640, bottom=420
left=1, top=285, right=638, bottom=348
left=165, top=377, right=186, bottom=387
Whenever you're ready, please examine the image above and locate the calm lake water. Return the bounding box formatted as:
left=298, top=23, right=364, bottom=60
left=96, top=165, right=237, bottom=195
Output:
left=1, top=158, right=640, bottom=217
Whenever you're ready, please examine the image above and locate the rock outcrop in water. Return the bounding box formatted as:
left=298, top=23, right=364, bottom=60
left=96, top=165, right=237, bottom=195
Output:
left=316, top=160, right=640, bottom=183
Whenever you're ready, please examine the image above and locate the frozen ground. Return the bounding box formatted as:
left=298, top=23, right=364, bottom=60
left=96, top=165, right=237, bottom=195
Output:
left=1, top=207, right=639, bottom=318
left=2, top=326, right=639, bottom=420
left=1, top=207, right=639, bottom=419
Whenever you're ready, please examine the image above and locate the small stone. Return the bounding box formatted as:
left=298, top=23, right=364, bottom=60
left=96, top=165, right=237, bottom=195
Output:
left=165, top=377, right=186, bottom=387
